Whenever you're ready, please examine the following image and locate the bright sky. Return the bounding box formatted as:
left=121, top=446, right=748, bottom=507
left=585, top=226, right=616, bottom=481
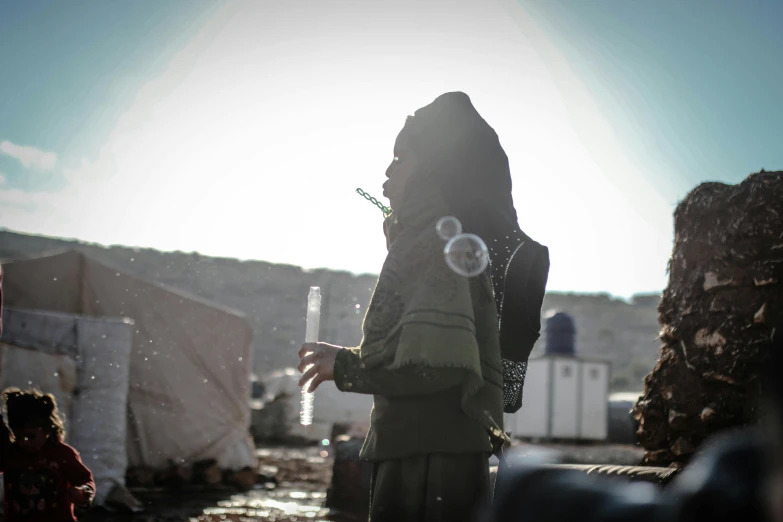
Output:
left=1, top=0, right=781, bottom=299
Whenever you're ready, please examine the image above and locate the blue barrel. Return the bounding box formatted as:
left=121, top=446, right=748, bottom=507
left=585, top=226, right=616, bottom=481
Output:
left=545, top=312, right=576, bottom=355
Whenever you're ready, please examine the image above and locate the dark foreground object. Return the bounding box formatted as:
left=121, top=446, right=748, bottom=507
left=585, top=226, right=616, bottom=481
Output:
left=544, top=463, right=680, bottom=485
left=485, top=431, right=770, bottom=522
left=328, top=438, right=681, bottom=520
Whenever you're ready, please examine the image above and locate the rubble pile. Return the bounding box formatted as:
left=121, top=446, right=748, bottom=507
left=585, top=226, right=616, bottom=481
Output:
left=634, top=171, right=783, bottom=466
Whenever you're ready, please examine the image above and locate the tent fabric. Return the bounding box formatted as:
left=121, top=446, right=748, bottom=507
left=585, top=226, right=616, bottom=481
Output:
left=70, top=315, right=134, bottom=505
left=1, top=306, right=79, bottom=357
left=0, top=250, right=256, bottom=470
left=0, top=308, right=82, bottom=439
left=0, top=343, right=78, bottom=431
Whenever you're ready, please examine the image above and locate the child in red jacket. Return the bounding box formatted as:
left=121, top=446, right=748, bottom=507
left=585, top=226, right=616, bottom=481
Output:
left=0, top=388, right=95, bottom=521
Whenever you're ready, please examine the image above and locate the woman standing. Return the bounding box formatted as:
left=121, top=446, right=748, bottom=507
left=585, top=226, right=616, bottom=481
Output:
left=298, top=91, right=546, bottom=522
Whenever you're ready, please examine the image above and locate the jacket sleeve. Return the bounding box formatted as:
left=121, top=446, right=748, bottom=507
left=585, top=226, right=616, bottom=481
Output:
left=333, top=347, right=465, bottom=396
left=62, top=445, right=96, bottom=505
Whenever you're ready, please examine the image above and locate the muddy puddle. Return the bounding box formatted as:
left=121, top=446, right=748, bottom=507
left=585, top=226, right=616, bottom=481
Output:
left=85, top=446, right=356, bottom=522
left=197, top=489, right=329, bottom=521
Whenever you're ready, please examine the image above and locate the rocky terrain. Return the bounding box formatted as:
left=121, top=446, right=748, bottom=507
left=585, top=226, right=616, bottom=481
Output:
left=0, top=229, right=661, bottom=391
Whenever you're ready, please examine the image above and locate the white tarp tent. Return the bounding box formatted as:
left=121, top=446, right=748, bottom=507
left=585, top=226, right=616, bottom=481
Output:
left=1, top=250, right=256, bottom=471
left=0, top=307, right=133, bottom=506
left=263, top=368, right=372, bottom=441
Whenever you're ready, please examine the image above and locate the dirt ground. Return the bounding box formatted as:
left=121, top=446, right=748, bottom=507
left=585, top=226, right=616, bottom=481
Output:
left=81, top=442, right=643, bottom=522
left=83, top=446, right=350, bottom=522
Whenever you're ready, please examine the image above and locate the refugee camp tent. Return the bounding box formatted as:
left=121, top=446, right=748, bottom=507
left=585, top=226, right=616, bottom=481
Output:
left=0, top=250, right=257, bottom=471
left=0, top=307, right=135, bottom=506
left=261, top=368, right=372, bottom=441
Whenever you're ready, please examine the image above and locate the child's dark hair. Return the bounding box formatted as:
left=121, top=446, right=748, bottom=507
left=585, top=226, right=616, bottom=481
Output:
left=2, top=388, right=65, bottom=442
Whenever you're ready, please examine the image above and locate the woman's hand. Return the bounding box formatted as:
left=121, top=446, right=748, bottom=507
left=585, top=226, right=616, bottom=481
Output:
left=297, top=342, right=343, bottom=392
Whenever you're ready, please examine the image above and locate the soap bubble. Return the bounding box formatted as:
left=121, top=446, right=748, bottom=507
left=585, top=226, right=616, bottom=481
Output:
left=444, top=233, right=489, bottom=277
left=436, top=216, right=462, bottom=241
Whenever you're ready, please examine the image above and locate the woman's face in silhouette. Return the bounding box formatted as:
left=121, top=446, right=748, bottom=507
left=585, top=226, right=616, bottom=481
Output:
left=383, top=130, right=418, bottom=212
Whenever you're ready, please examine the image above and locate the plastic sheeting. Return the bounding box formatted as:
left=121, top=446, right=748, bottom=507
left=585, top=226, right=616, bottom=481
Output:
left=0, top=306, right=79, bottom=358
left=0, top=343, right=78, bottom=433
left=70, top=316, right=133, bottom=505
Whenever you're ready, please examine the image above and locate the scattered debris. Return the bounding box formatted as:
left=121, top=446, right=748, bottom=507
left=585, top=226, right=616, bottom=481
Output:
left=126, top=460, right=263, bottom=493
left=86, top=446, right=341, bottom=522
left=193, top=459, right=223, bottom=487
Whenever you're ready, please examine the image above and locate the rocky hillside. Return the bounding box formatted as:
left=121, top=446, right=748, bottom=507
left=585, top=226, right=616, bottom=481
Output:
left=0, top=229, right=662, bottom=390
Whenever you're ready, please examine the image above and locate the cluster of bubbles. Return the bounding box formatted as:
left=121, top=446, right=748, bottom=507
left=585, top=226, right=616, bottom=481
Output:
left=436, top=216, right=489, bottom=277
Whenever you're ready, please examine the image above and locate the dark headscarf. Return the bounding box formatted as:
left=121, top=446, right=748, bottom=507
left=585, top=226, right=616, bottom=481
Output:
left=395, top=91, right=521, bottom=245
left=359, top=93, right=516, bottom=451
left=389, top=92, right=548, bottom=415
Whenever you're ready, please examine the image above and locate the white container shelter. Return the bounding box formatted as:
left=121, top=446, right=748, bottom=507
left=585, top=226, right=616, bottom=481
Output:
left=505, top=355, right=610, bottom=441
